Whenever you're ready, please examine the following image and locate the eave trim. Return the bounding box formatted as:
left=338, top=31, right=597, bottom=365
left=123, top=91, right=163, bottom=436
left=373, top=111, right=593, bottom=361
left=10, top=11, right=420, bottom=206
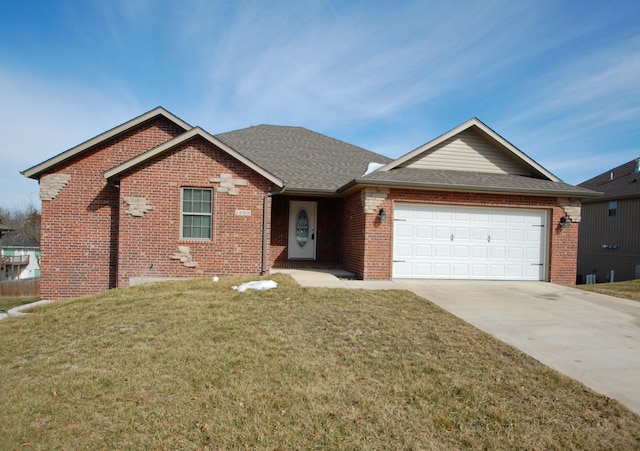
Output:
left=339, top=178, right=601, bottom=199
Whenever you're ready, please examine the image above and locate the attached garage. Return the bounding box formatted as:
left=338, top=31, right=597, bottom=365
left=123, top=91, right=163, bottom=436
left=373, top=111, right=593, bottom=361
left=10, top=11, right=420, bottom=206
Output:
left=393, top=203, right=548, bottom=280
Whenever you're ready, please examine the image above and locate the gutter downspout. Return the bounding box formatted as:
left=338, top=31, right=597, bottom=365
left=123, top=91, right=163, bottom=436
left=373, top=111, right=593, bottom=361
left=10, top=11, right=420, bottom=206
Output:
left=261, top=186, right=286, bottom=274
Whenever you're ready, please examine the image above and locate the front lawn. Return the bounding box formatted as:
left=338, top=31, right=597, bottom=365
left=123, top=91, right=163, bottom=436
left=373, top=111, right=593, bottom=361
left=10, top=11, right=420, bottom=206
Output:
left=579, top=278, right=640, bottom=302
left=1, top=275, right=638, bottom=449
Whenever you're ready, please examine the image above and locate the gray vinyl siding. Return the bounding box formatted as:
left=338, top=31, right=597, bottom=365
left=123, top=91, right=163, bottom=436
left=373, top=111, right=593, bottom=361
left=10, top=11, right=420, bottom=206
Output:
left=577, top=197, right=640, bottom=282
left=399, top=129, right=534, bottom=176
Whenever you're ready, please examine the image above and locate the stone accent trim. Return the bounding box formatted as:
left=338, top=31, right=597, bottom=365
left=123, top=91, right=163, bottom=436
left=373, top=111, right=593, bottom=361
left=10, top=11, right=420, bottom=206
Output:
left=40, top=174, right=71, bottom=201
left=210, top=173, right=249, bottom=195
left=170, top=245, right=198, bottom=268
left=124, top=196, right=155, bottom=217
left=559, top=198, right=581, bottom=223
left=362, top=187, right=390, bottom=213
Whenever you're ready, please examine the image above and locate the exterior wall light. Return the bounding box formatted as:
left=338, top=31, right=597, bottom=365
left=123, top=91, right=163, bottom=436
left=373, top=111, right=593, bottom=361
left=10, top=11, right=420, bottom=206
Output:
left=378, top=208, right=387, bottom=222
left=559, top=216, right=571, bottom=228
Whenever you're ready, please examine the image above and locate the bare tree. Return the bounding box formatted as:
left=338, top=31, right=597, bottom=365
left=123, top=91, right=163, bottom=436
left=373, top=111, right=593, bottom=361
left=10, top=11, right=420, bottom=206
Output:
left=0, top=203, right=41, bottom=247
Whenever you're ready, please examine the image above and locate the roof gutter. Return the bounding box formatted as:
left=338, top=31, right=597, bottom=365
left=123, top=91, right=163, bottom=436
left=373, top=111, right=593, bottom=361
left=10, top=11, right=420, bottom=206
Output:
left=261, top=186, right=286, bottom=274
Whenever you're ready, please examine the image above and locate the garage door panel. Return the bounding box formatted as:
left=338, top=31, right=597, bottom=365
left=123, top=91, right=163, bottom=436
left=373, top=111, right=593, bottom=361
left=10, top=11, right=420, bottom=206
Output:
left=472, top=245, right=488, bottom=258
left=492, top=214, right=508, bottom=223
left=395, top=208, right=413, bottom=221
left=433, top=263, right=452, bottom=277
left=414, top=262, right=432, bottom=276
left=472, top=228, right=489, bottom=241
left=525, top=247, right=541, bottom=259
left=433, top=245, right=451, bottom=258
left=452, top=226, right=470, bottom=240
left=452, top=264, right=469, bottom=277
left=452, top=246, right=469, bottom=258
left=415, top=244, right=432, bottom=258
left=488, top=264, right=506, bottom=277
left=508, top=247, right=523, bottom=259
left=395, top=224, right=413, bottom=239
left=434, top=226, right=451, bottom=240
left=395, top=243, right=413, bottom=259
left=415, top=225, right=432, bottom=239
left=508, top=229, right=524, bottom=241
left=490, top=246, right=507, bottom=258
left=506, top=265, right=523, bottom=277
left=471, top=264, right=488, bottom=277
left=435, top=211, right=453, bottom=221
left=393, top=204, right=547, bottom=281
left=491, top=228, right=507, bottom=241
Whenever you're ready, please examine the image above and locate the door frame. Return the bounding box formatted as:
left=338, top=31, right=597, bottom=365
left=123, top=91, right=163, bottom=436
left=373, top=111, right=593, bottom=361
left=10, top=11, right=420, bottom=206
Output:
left=288, top=200, right=317, bottom=260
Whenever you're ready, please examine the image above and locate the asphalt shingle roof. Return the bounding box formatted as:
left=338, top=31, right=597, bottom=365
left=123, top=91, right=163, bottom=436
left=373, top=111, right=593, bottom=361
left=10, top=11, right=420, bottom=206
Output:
left=215, top=125, right=391, bottom=192
left=578, top=158, right=640, bottom=202
left=357, top=168, right=599, bottom=197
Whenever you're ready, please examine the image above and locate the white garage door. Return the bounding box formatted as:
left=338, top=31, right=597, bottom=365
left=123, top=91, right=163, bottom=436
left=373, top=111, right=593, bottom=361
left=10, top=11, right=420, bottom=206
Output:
left=393, top=204, right=547, bottom=280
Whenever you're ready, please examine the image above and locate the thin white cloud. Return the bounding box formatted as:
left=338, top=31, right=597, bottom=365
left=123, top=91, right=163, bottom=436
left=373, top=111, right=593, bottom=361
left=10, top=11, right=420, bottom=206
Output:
left=493, top=33, right=640, bottom=182
left=0, top=67, right=140, bottom=209
left=188, top=0, right=552, bottom=132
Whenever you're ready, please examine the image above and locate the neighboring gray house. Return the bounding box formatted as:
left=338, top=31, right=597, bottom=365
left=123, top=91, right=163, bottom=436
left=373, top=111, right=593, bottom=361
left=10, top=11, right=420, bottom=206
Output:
left=0, top=224, right=13, bottom=240
left=577, top=158, right=640, bottom=283
left=0, top=229, right=40, bottom=281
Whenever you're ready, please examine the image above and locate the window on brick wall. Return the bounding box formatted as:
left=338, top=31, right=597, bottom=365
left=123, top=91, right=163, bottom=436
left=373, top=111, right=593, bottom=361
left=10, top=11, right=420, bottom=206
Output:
left=181, top=188, right=212, bottom=239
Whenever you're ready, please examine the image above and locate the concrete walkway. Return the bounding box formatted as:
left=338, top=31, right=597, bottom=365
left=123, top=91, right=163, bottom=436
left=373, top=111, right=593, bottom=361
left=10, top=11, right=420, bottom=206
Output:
left=276, top=269, right=640, bottom=415
left=0, top=299, right=53, bottom=320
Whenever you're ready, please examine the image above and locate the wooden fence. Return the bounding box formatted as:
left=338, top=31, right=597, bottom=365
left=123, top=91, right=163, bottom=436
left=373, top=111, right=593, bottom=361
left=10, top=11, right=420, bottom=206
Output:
left=0, top=277, right=40, bottom=298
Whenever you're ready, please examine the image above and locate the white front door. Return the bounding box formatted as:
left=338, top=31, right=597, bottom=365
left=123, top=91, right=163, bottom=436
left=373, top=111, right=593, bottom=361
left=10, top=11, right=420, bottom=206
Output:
left=288, top=201, right=317, bottom=259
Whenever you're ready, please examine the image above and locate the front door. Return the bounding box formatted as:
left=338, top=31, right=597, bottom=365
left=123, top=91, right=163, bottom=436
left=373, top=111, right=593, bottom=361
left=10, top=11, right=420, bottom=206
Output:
left=288, top=201, right=317, bottom=259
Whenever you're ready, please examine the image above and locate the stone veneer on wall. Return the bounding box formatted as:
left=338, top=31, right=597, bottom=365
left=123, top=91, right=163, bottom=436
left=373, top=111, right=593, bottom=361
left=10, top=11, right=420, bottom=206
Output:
left=124, top=196, right=155, bottom=217
left=40, top=174, right=71, bottom=201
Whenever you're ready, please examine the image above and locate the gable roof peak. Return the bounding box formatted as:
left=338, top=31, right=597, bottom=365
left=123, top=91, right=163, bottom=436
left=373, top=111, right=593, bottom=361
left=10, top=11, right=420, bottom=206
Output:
left=378, top=117, right=560, bottom=182
left=103, top=126, right=285, bottom=187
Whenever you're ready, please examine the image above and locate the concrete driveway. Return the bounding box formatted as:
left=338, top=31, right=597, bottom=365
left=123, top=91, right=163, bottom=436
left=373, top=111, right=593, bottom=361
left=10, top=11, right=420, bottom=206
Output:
left=396, top=280, right=640, bottom=415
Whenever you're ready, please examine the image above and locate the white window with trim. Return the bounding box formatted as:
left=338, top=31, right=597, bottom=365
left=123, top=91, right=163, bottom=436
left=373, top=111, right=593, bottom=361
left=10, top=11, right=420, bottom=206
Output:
left=181, top=188, right=212, bottom=240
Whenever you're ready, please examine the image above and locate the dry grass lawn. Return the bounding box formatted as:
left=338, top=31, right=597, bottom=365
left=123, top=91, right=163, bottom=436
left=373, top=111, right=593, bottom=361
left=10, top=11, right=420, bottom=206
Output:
left=579, top=278, right=640, bottom=302
left=1, top=275, right=639, bottom=449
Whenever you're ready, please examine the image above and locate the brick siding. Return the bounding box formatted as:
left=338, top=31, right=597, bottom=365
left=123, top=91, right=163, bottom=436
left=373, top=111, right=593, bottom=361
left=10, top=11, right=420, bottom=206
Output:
left=39, top=117, right=185, bottom=299
left=116, top=136, right=271, bottom=286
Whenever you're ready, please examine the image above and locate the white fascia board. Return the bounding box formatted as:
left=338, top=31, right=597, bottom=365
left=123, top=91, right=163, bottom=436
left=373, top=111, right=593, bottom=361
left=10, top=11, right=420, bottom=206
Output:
left=21, top=107, right=192, bottom=179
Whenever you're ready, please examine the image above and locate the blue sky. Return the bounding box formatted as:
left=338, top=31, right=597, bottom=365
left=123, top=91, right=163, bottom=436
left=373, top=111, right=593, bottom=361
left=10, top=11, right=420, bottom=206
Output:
left=1, top=0, right=639, bottom=210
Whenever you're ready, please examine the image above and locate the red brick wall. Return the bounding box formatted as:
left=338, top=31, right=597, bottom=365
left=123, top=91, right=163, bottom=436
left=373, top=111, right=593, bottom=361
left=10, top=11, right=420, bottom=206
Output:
left=346, top=188, right=579, bottom=286
left=549, top=208, right=580, bottom=285
left=338, top=192, right=366, bottom=277
left=117, top=136, right=271, bottom=286
left=39, top=117, right=186, bottom=300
